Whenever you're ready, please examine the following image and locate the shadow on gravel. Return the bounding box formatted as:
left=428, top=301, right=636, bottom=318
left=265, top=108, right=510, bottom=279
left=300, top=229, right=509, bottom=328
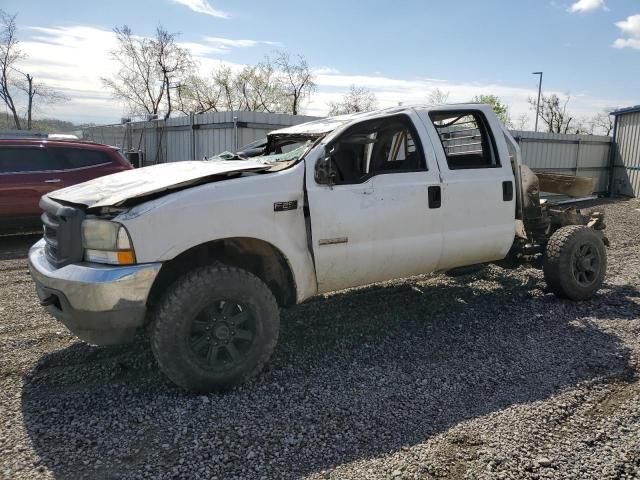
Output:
left=0, top=233, right=40, bottom=260
left=20, top=270, right=639, bottom=478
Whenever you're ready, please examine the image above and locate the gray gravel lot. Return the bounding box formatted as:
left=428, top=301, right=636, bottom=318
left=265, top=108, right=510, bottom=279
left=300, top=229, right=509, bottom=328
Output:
left=1, top=199, right=639, bottom=480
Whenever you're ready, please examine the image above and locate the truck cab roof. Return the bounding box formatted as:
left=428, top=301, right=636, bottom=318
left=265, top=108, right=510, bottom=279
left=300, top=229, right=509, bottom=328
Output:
left=269, top=103, right=494, bottom=137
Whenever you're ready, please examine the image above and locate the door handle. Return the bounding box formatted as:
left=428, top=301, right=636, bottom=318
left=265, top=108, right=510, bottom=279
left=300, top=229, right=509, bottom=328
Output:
left=428, top=185, right=441, bottom=209
left=44, top=179, right=61, bottom=183
left=502, top=181, right=514, bottom=201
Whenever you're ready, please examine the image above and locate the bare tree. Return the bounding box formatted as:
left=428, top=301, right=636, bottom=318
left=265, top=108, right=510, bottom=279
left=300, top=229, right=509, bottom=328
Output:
left=155, top=27, right=193, bottom=119
left=167, top=50, right=317, bottom=116
left=179, top=58, right=295, bottom=115
left=16, top=73, right=69, bottom=129
left=102, top=25, right=193, bottom=119
left=273, top=51, right=316, bottom=115
left=0, top=10, right=23, bottom=129
left=513, top=113, right=530, bottom=131
left=571, top=117, right=594, bottom=135
left=213, top=66, right=236, bottom=111
left=528, top=93, right=575, bottom=134
left=176, top=74, right=223, bottom=114
left=231, top=61, right=287, bottom=113
left=328, top=85, right=378, bottom=116
left=427, top=88, right=450, bottom=104
left=591, top=110, right=614, bottom=136
left=0, top=10, right=70, bottom=130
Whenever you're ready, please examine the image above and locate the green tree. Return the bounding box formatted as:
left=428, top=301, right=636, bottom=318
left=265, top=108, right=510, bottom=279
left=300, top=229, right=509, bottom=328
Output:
left=472, top=94, right=512, bottom=127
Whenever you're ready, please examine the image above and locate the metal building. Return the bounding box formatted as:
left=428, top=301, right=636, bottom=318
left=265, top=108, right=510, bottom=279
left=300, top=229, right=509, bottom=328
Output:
left=610, top=105, right=640, bottom=198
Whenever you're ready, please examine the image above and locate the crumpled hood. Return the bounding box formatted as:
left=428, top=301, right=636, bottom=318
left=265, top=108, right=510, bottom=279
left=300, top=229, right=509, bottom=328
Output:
left=47, top=160, right=270, bottom=209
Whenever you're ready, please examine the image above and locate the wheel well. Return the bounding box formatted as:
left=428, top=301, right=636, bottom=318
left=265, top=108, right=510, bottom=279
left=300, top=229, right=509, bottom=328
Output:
left=147, top=238, right=297, bottom=312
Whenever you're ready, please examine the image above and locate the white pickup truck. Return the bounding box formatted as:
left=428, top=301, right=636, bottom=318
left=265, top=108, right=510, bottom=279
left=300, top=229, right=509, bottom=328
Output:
left=28, top=104, right=608, bottom=392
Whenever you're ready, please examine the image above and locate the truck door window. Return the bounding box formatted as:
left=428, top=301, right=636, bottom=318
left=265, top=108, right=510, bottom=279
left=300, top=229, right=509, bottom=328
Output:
left=329, top=114, right=425, bottom=184
left=429, top=111, right=500, bottom=170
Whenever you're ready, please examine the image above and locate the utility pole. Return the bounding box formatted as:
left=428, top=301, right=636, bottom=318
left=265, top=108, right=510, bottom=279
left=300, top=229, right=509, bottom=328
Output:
left=532, top=71, right=543, bottom=132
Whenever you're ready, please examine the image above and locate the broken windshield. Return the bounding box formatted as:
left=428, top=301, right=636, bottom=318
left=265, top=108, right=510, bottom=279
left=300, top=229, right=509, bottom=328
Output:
left=208, top=137, right=316, bottom=171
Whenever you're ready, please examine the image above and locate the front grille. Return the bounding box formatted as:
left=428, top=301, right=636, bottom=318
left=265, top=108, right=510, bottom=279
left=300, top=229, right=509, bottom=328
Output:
left=39, top=196, right=85, bottom=268
left=42, top=211, right=60, bottom=262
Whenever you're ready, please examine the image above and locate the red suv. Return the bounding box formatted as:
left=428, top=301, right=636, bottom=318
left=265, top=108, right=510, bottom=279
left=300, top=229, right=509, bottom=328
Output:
left=0, top=139, right=132, bottom=233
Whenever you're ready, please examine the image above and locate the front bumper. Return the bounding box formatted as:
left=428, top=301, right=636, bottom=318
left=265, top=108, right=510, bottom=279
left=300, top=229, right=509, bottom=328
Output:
left=28, top=239, right=161, bottom=345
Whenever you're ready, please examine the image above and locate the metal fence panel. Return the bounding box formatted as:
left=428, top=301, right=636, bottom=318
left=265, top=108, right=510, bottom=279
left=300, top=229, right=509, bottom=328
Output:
left=83, top=115, right=612, bottom=195
left=83, top=112, right=320, bottom=166
left=613, top=111, right=640, bottom=197
left=510, top=130, right=611, bottom=194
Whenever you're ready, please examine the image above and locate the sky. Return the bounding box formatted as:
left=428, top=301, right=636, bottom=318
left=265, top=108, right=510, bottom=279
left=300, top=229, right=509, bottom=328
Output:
left=2, top=0, right=639, bottom=126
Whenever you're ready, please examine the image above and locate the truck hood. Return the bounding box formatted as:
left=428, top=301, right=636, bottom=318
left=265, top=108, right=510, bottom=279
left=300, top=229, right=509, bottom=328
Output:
left=47, top=160, right=270, bottom=209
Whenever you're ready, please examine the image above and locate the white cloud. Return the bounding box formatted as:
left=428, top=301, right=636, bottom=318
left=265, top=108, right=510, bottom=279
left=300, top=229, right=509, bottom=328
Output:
left=18, top=26, right=122, bottom=122
left=313, top=67, right=341, bottom=75
left=200, top=37, right=281, bottom=54
left=170, top=0, right=229, bottom=19
left=568, top=0, right=607, bottom=13
left=613, top=37, right=640, bottom=49
left=16, top=25, right=246, bottom=122
left=616, top=14, right=640, bottom=35
left=613, top=14, right=640, bottom=49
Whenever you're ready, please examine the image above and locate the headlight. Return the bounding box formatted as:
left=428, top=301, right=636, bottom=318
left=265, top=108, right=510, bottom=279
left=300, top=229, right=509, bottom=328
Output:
left=81, top=219, right=136, bottom=265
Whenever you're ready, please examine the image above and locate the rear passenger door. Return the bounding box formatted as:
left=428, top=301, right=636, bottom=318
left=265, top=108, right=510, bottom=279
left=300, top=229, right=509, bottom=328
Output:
left=0, top=146, right=66, bottom=220
left=47, top=147, right=120, bottom=186
left=416, top=107, right=516, bottom=269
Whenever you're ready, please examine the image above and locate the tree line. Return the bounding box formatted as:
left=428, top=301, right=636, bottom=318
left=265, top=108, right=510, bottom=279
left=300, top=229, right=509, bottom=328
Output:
left=328, top=87, right=613, bottom=135
left=0, top=12, right=615, bottom=136
left=102, top=25, right=316, bottom=119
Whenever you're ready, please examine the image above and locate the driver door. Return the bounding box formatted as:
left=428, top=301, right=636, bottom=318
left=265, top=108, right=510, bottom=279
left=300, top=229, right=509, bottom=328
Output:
left=305, top=112, right=444, bottom=294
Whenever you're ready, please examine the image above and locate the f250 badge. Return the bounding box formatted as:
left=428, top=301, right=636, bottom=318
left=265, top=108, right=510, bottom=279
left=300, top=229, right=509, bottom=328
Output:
left=273, top=200, right=298, bottom=212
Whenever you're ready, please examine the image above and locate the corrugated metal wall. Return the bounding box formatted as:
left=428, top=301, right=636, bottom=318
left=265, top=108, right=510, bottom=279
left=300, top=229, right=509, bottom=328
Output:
left=612, top=111, right=640, bottom=197
left=511, top=130, right=612, bottom=194
left=82, top=111, right=319, bottom=165
left=83, top=114, right=613, bottom=196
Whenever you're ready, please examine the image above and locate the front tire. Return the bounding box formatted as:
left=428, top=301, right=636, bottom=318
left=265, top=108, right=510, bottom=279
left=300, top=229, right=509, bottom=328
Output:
left=150, top=264, right=279, bottom=392
left=543, top=225, right=606, bottom=301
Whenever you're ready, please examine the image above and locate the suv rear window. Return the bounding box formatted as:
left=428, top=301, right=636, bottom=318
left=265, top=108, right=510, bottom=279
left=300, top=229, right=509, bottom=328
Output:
left=0, top=147, right=63, bottom=173
left=50, top=148, right=111, bottom=169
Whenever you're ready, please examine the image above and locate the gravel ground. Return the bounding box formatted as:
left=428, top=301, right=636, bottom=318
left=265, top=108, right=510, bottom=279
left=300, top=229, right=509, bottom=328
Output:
left=1, top=198, right=639, bottom=480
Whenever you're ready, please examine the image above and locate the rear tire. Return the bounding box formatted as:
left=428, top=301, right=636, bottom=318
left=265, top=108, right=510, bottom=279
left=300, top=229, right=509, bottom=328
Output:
left=543, top=225, right=606, bottom=301
left=150, top=264, right=279, bottom=392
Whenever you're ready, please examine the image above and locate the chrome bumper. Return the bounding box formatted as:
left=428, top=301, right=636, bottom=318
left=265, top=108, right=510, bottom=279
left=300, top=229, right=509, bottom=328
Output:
left=28, top=239, right=161, bottom=345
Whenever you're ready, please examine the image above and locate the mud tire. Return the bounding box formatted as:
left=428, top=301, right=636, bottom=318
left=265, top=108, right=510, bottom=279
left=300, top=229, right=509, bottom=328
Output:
left=543, top=225, right=606, bottom=301
left=150, top=264, right=279, bottom=392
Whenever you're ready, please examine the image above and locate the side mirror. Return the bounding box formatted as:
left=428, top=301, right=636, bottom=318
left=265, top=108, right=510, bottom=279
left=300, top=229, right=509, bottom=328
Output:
left=315, top=155, right=338, bottom=186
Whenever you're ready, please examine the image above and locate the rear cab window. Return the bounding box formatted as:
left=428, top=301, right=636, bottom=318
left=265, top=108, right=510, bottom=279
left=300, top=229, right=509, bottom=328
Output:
left=429, top=111, right=500, bottom=170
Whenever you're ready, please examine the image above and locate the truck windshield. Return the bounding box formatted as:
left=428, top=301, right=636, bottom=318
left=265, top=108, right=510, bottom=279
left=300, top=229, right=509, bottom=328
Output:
left=209, top=136, right=317, bottom=171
